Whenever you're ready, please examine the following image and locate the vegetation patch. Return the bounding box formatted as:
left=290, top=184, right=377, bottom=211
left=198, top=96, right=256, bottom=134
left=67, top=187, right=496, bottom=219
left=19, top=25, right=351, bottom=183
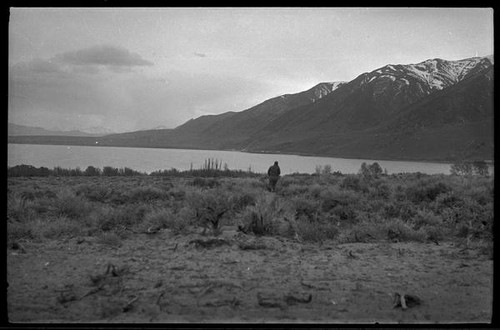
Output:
left=6, top=162, right=493, bottom=248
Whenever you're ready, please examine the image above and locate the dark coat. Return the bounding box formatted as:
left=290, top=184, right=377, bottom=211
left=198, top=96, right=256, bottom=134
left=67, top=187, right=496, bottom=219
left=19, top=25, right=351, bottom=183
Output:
left=268, top=164, right=281, bottom=177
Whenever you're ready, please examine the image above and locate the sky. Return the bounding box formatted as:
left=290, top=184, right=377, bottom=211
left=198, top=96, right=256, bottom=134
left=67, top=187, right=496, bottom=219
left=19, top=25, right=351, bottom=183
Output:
left=8, top=7, right=494, bottom=133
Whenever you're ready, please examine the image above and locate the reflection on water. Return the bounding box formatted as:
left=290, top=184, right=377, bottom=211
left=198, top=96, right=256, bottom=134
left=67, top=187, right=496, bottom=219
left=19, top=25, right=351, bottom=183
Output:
left=7, top=143, right=488, bottom=175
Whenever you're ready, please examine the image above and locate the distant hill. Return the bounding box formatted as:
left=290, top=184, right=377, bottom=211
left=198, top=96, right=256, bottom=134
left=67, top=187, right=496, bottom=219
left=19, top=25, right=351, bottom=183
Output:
left=8, top=56, right=493, bottom=162
left=8, top=123, right=107, bottom=137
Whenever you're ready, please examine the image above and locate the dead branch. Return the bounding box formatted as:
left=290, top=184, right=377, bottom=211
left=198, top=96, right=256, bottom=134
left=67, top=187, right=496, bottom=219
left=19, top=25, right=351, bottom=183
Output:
left=122, top=295, right=139, bottom=312
left=79, top=287, right=102, bottom=300
left=392, top=292, right=421, bottom=310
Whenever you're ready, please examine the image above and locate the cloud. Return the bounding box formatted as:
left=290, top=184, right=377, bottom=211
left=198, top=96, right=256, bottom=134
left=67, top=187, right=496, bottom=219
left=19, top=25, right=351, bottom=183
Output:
left=53, top=45, right=154, bottom=68
left=193, top=52, right=207, bottom=58
left=9, top=50, right=279, bottom=133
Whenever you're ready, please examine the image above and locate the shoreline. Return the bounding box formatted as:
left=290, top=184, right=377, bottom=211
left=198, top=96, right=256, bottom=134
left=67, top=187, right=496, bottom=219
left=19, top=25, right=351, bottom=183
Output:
left=7, top=141, right=494, bottom=166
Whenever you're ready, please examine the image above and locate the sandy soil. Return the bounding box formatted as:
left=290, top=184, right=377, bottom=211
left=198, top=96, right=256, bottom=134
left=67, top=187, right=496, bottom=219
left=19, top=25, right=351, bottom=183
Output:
left=7, top=227, right=493, bottom=324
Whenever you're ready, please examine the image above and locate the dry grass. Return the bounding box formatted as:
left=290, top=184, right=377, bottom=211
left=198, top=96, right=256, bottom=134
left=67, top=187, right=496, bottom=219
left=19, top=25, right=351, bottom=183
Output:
left=6, top=170, right=493, bottom=253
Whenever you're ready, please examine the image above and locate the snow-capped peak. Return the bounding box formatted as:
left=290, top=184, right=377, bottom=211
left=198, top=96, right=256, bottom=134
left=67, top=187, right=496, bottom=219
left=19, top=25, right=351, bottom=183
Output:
left=310, top=81, right=346, bottom=100
left=362, top=56, right=492, bottom=92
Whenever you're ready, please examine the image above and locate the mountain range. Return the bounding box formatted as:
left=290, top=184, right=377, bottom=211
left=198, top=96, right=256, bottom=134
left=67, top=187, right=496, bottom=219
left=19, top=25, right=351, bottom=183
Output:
left=9, top=55, right=494, bottom=162
left=7, top=123, right=111, bottom=137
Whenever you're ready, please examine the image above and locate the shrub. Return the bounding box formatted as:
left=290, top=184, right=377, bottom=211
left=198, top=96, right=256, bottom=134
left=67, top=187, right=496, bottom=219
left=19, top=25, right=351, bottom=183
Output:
left=315, top=164, right=333, bottom=176
left=141, top=207, right=194, bottom=235
left=294, top=217, right=339, bottom=242
left=191, top=177, right=221, bottom=189
left=448, top=197, right=493, bottom=240
left=339, top=220, right=383, bottom=243
left=369, top=182, right=391, bottom=199
left=339, top=215, right=425, bottom=243
left=395, top=200, right=419, bottom=221
left=99, top=204, right=150, bottom=231
left=53, top=189, right=92, bottom=219
left=410, top=209, right=443, bottom=230
left=433, top=191, right=462, bottom=210
left=359, top=162, right=383, bottom=180
left=187, top=188, right=235, bottom=233
left=319, top=188, right=360, bottom=211
left=76, top=184, right=113, bottom=203
left=383, top=202, right=400, bottom=219
left=308, top=184, right=324, bottom=199
left=292, top=196, right=321, bottom=222
left=419, top=225, right=445, bottom=243
left=231, top=191, right=258, bottom=213
left=8, top=164, right=51, bottom=177
left=17, top=188, right=54, bottom=201
left=126, top=186, right=169, bottom=203
left=52, top=166, right=78, bottom=176
left=332, top=204, right=357, bottom=223
left=237, top=195, right=294, bottom=236
left=450, top=162, right=473, bottom=176
left=405, top=180, right=451, bottom=204
left=37, top=216, right=83, bottom=239
left=102, top=166, right=120, bottom=176
left=172, top=207, right=197, bottom=234
left=460, top=182, right=493, bottom=206
left=119, top=167, right=144, bottom=176
left=29, top=197, right=54, bottom=215
left=340, top=175, right=368, bottom=192
left=7, top=196, right=37, bottom=223
left=384, top=219, right=426, bottom=242
left=84, top=166, right=101, bottom=176
left=167, top=187, right=187, bottom=201
left=471, top=161, right=490, bottom=176
left=141, top=208, right=173, bottom=231
left=279, top=183, right=311, bottom=197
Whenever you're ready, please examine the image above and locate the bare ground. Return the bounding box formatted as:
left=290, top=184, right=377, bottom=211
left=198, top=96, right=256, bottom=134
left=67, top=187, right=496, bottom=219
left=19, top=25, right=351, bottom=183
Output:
left=7, top=227, right=492, bottom=324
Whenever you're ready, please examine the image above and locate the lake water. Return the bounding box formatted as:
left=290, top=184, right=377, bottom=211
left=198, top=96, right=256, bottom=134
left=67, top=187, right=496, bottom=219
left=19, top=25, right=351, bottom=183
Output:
left=7, top=143, right=467, bottom=175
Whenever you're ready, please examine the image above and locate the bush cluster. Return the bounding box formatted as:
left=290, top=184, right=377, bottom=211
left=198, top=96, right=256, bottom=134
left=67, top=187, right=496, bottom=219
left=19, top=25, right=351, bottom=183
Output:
left=7, top=162, right=494, bottom=251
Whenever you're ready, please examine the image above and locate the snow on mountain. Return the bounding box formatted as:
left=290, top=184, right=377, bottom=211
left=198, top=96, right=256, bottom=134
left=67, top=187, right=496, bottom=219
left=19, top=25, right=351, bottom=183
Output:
left=328, top=81, right=347, bottom=90
left=310, top=81, right=346, bottom=101
left=364, top=56, right=492, bottom=93
left=350, top=55, right=494, bottom=113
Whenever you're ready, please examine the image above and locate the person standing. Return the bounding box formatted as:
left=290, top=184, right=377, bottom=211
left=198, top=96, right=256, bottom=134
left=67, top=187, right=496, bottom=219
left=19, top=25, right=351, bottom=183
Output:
left=267, top=161, right=281, bottom=192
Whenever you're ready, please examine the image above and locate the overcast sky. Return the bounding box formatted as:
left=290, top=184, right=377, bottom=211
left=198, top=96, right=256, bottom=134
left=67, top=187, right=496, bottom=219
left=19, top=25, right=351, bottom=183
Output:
left=9, top=7, right=494, bottom=133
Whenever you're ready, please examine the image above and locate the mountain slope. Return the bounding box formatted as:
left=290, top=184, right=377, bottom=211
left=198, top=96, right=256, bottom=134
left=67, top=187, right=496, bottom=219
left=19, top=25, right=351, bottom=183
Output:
left=10, top=56, right=493, bottom=162
left=248, top=56, right=493, bottom=141
left=169, top=82, right=347, bottom=149
left=243, top=57, right=493, bottom=161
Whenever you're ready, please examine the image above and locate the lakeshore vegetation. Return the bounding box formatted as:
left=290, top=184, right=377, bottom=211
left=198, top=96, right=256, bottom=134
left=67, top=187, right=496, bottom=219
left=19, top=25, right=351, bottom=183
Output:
left=7, top=161, right=493, bottom=257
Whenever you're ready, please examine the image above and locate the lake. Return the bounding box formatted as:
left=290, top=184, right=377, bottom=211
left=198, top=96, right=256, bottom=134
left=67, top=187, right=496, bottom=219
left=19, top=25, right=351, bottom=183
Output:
left=7, top=143, right=468, bottom=175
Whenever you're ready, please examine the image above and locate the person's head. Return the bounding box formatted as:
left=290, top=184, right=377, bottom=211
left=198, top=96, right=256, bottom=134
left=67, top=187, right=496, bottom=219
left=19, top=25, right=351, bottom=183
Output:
left=274, top=161, right=278, bottom=166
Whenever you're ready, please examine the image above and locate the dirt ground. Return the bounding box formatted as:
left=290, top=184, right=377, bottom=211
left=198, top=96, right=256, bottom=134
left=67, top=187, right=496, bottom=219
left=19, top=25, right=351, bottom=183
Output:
left=7, top=227, right=493, bottom=324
